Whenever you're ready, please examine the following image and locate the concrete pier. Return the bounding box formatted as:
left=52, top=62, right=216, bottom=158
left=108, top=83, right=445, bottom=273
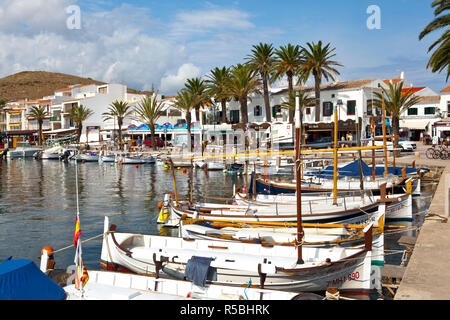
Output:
left=382, top=145, right=450, bottom=300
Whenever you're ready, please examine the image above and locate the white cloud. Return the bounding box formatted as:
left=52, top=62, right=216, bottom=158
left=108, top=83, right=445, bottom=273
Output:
left=160, top=63, right=202, bottom=94
left=0, top=1, right=261, bottom=95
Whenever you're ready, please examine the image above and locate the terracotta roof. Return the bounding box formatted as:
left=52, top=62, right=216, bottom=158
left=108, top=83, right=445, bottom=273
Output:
left=402, top=87, right=426, bottom=95
left=441, top=86, right=450, bottom=93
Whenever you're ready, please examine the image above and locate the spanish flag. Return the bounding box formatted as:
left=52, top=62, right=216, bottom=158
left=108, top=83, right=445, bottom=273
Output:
left=73, top=216, right=81, bottom=247
left=74, top=239, right=89, bottom=290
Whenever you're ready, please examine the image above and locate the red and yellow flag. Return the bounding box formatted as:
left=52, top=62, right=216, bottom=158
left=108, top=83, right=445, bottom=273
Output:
left=73, top=216, right=81, bottom=247
left=75, top=259, right=89, bottom=290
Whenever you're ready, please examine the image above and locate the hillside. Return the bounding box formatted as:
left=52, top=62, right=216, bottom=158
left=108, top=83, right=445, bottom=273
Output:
left=0, top=71, right=152, bottom=101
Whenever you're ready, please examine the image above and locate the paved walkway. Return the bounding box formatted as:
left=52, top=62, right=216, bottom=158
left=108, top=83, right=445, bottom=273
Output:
left=387, top=142, right=450, bottom=300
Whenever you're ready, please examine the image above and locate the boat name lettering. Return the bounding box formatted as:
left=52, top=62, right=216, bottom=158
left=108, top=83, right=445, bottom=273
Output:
left=327, top=272, right=360, bottom=287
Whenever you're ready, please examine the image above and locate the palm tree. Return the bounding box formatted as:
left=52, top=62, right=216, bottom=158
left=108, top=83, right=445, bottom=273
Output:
left=102, top=100, right=133, bottom=151
left=185, top=77, right=210, bottom=123
left=206, top=66, right=232, bottom=124
left=301, top=41, right=343, bottom=122
left=246, top=43, right=276, bottom=122
left=272, top=44, right=304, bottom=122
left=66, top=104, right=94, bottom=144
left=281, top=90, right=317, bottom=144
left=28, top=106, right=49, bottom=146
left=134, top=96, right=165, bottom=151
left=370, top=82, right=422, bottom=150
left=173, top=90, right=198, bottom=152
left=419, top=0, right=450, bottom=80
left=225, top=64, right=262, bottom=127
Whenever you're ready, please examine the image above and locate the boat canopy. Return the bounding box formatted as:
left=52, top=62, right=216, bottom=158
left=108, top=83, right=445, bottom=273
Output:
left=0, top=258, right=66, bottom=300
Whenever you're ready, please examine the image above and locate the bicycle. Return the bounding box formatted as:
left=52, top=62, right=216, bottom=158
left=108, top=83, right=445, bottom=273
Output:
left=426, top=145, right=449, bottom=160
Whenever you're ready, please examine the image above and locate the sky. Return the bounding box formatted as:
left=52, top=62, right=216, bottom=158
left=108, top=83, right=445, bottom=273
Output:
left=0, top=0, right=447, bottom=95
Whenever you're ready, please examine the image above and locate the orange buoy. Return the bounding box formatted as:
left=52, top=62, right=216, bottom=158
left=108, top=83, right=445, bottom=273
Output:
left=183, top=168, right=187, bottom=174
left=41, top=246, right=54, bottom=257
left=136, top=164, right=139, bottom=168
left=158, top=201, right=163, bottom=209
left=82, top=160, right=85, bottom=164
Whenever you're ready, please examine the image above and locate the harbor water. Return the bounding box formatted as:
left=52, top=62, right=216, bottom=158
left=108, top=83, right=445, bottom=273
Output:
left=0, top=158, right=437, bottom=297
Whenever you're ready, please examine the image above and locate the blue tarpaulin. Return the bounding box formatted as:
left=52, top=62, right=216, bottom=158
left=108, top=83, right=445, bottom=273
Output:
left=0, top=259, right=66, bottom=300
left=308, top=160, right=429, bottom=178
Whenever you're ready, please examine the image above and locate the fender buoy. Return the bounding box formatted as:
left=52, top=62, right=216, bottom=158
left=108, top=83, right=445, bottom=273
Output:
left=183, top=168, right=187, bottom=174
left=158, top=202, right=163, bottom=210
left=41, top=246, right=54, bottom=257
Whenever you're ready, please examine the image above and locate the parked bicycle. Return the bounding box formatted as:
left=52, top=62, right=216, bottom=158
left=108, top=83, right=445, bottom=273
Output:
left=426, top=145, right=449, bottom=160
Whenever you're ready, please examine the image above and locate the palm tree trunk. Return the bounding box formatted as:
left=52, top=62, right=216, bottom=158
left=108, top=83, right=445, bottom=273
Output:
left=186, top=112, right=192, bottom=152
left=288, top=73, right=294, bottom=123
left=221, top=99, right=227, bottom=123
left=263, top=73, right=272, bottom=123
left=77, top=123, right=83, bottom=145
left=314, top=73, right=321, bottom=123
left=240, top=97, right=249, bottom=126
left=195, top=106, right=200, bottom=123
left=38, top=121, right=43, bottom=146
left=393, top=116, right=401, bottom=156
left=150, top=124, right=156, bottom=151
left=118, top=124, right=123, bottom=151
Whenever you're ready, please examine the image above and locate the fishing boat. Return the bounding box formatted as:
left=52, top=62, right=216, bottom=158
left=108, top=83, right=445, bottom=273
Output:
left=98, top=153, right=116, bottom=163
left=251, top=173, right=420, bottom=197
left=73, top=152, right=100, bottom=162
left=234, top=184, right=414, bottom=222
left=100, top=216, right=375, bottom=295
left=35, top=146, right=64, bottom=160
left=63, top=269, right=313, bottom=300
left=205, top=161, right=225, bottom=171
left=157, top=190, right=385, bottom=226
left=117, top=154, right=156, bottom=164
left=7, top=142, right=42, bottom=159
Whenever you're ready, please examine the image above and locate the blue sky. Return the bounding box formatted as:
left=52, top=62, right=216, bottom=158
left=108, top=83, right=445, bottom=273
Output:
left=0, top=0, right=446, bottom=95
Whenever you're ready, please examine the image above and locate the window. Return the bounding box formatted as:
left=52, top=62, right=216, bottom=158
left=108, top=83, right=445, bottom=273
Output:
left=408, top=108, right=418, bottom=116
left=323, top=102, right=333, bottom=117
left=347, top=100, right=356, bottom=115
left=230, top=110, right=240, bottom=124
left=366, top=100, right=373, bottom=115
left=447, top=101, right=450, bottom=113
left=424, top=107, right=435, bottom=115
left=98, top=86, right=108, bottom=94
left=254, top=105, right=262, bottom=117
left=305, top=107, right=311, bottom=115
left=272, top=105, right=281, bottom=116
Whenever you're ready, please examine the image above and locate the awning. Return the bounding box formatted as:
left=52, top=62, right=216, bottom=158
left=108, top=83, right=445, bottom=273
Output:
left=400, top=120, right=430, bottom=130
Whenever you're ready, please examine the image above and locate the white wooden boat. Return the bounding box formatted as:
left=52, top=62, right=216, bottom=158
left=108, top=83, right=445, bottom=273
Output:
left=7, top=142, right=42, bottom=159
left=157, top=191, right=385, bottom=226
left=117, top=154, right=156, bottom=164
left=74, top=153, right=100, bottom=162
left=206, top=161, right=225, bottom=171
left=64, top=269, right=311, bottom=300
left=37, top=146, right=64, bottom=160
left=99, top=154, right=116, bottom=163
left=234, top=190, right=413, bottom=222
left=100, top=216, right=375, bottom=295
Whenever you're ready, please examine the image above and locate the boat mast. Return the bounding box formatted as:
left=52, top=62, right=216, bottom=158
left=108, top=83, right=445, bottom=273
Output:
left=295, top=93, right=304, bottom=264
left=382, top=93, right=389, bottom=179
left=333, top=101, right=339, bottom=205
left=355, top=106, right=364, bottom=201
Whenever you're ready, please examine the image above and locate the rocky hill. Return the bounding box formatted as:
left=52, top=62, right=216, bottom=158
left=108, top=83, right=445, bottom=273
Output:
left=0, top=71, right=152, bottom=101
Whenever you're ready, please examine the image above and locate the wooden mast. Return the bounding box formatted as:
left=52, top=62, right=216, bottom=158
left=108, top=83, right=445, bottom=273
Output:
left=295, top=93, right=304, bottom=264
left=333, top=101, right=339, bottom=205
left=382, top=94, right=389, bottom=178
